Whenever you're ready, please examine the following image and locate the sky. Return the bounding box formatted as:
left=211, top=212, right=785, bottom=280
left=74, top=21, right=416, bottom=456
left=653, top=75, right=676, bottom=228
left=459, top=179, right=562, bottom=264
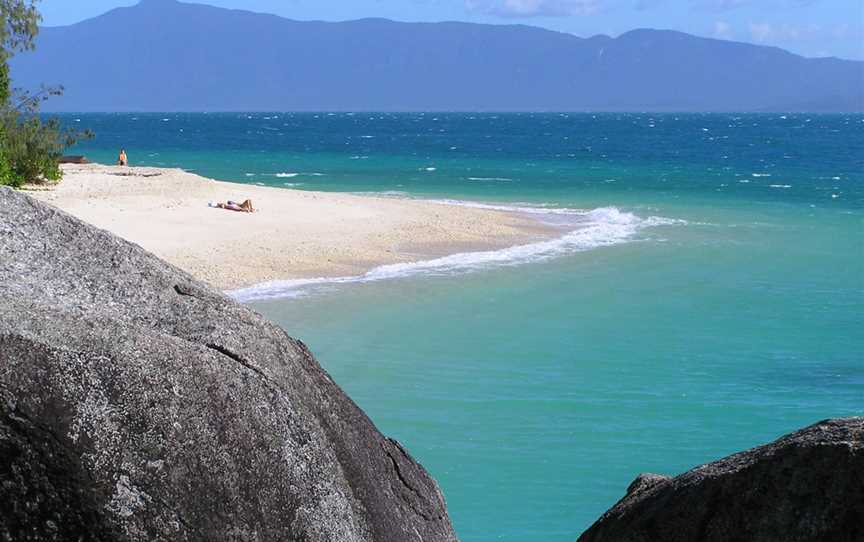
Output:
left=37, top=0, right=864, bottom=60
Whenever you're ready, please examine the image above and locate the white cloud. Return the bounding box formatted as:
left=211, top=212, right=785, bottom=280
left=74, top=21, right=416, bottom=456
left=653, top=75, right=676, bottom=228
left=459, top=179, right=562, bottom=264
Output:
left=697, top=0, right=824, bottom=11
left=748, top=22, right=827, bottom=44
left=748, top=22, right=774, bottom=42
left=832, top=23, right=850, bottom=39
left=713, top=20, right=734, bottom=39
left=707, top=0, right=751, bottom=9
left=465, top=0, right=602, bottom=17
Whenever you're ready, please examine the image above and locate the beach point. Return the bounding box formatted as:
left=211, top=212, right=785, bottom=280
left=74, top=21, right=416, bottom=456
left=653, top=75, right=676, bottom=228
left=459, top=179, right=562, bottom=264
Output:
left=30, top=164, right=551, bottom=289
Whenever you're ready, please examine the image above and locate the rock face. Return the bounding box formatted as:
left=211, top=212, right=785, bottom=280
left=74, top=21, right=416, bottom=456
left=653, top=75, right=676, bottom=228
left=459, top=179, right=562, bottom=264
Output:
left=0, top=187, right=456, bottom=541
left=578, top=418, right=864, bottom=542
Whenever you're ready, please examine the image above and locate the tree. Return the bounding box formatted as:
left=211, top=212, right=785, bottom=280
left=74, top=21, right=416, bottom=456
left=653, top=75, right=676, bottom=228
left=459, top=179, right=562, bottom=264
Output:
left=0, top=1, right=92, bottom=187
left=0, top=0, right=40, bottom=104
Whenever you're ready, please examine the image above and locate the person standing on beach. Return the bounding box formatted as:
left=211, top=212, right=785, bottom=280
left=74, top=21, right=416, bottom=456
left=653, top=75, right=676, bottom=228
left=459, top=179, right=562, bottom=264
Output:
left=118, top=149, right=128, bottom=166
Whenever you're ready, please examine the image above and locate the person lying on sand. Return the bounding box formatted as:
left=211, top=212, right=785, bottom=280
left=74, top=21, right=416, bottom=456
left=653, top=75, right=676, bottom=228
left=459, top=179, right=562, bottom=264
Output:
left=210, top=199, right=255, bottom=213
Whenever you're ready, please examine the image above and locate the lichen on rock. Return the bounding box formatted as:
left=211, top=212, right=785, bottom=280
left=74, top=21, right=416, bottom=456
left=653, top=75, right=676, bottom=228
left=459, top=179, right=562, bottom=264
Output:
left=0, top=187, right=457, bottom=541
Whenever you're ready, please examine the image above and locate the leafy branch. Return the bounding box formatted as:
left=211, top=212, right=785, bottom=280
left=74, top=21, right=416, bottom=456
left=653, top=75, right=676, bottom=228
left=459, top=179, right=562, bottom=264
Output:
left=1, top=1, right=94, bottom=187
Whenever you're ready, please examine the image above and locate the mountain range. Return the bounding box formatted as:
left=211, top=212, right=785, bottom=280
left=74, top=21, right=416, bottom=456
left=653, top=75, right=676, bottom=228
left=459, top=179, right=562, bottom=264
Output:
left=10, top=0, right=864, bottom=112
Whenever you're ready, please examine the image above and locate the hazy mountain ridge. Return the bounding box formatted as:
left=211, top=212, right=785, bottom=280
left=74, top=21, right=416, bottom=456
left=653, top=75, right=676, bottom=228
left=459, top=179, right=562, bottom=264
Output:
left=11, top=0, right=864, bottom=112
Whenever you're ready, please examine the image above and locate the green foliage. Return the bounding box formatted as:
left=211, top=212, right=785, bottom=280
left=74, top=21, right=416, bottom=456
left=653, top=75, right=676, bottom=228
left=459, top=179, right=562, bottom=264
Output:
left=0, top=0, right=39, bottom=54
left=0, top=89, right=93, bottom=187
left=0, top=62, right=9, bottom=104
left=0, top=132, right=16, bottom=184
left=0, top=1, right=93, bottom=187
left=1, top=115, right=61, bottom=186
left=0, top=0, right=40, bottom=102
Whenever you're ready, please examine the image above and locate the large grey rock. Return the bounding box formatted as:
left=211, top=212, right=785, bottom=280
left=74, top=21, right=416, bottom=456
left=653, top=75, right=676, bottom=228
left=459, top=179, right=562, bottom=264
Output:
left=0, top=187, right=456, bottom=541
left=578, top=418, right=864, bottom=542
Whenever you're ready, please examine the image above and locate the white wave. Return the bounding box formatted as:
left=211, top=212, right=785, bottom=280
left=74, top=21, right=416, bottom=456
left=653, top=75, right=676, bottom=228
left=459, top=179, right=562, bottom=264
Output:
left=423, top=167, right=437, bottom=172
left=467, top=177, right=513, bottom=182
left=769, top=184, right=792, bottom=189
left=244, top=173, right=255, bottom=177
left=228, top=205, right=684, bottom=302
left=366, top=190, right=410, bottom=197
left=752, top=173, right=772, bottom=177
left=283, top=182, right=304, bottom=187
left=266, top=172, right=325, bottom=178
left=424, top=198, right=591, bottom=219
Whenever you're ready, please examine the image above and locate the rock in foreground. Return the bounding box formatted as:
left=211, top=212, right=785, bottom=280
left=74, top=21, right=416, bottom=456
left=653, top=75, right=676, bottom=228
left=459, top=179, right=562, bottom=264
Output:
left=579, top=418, right=864, bottom=542
left=0, top=187, right=456, bottom=541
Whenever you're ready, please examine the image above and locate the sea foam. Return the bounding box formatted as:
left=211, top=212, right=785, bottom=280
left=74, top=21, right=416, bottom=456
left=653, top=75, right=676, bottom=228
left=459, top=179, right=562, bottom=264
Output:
left=228, top=202, right=684, bottom=302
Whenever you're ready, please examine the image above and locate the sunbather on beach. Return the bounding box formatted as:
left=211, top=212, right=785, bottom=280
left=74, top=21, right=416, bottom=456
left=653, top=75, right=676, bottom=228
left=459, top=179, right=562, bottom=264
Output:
left=211, top=199, right=255, bottom=213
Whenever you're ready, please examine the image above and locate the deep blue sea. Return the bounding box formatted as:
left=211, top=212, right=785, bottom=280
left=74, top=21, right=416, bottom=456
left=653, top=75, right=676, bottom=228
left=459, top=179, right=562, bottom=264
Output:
left=66, top=113, right=863, bottom=541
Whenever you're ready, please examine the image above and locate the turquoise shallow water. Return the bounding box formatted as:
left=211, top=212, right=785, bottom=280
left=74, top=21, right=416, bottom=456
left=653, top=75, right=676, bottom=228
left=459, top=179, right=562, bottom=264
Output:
left=66, top=113, right=863, bottom=540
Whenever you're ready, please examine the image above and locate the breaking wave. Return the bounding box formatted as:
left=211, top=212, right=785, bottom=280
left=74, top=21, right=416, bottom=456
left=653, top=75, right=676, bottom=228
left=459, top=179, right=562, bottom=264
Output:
left=229, top=202, right=684, bottom=302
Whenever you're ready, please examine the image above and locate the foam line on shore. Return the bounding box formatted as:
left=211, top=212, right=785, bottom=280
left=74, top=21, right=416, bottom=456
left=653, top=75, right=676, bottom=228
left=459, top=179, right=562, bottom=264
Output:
left=229, top=203, right=684, bottom=302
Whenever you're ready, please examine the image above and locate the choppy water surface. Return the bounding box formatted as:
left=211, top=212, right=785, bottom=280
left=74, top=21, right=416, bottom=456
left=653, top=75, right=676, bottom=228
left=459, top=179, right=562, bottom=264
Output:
left=68, top=113, right=863, bottom=540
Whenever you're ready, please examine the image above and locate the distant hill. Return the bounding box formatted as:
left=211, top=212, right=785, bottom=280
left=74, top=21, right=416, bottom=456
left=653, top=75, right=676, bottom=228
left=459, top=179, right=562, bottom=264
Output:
left=10, top=0, right=864, bottom=112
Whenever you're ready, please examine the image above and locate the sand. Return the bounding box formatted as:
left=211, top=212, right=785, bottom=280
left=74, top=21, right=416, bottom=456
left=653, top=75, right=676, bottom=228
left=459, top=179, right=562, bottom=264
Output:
left=26, top=164, right=553, bottom=290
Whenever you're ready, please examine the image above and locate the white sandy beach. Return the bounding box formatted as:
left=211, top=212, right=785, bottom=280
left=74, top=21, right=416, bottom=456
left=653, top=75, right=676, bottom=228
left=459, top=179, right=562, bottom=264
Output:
left=28, top=164, right=553, bottom=289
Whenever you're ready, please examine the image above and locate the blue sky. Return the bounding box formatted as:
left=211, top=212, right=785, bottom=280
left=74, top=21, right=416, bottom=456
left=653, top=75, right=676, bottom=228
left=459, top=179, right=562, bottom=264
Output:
left=39, top=0, right=864, bottom=60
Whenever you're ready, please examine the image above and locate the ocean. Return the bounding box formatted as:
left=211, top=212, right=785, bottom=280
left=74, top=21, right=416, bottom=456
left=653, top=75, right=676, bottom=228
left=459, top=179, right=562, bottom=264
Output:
left=66, top=112, right=863, bottom=540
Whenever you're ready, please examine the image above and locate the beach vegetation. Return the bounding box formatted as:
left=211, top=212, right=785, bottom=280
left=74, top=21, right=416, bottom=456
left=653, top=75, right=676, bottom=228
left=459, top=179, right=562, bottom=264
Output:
left=0, top=0, right=91, bottom=187
left=0, top=112, right=66, bottom=186
left=1, top=84, right=91, bottom=186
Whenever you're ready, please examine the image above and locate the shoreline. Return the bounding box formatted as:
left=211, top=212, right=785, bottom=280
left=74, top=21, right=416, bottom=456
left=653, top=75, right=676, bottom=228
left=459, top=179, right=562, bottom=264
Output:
left=28, top=164, right=559, bottom=290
